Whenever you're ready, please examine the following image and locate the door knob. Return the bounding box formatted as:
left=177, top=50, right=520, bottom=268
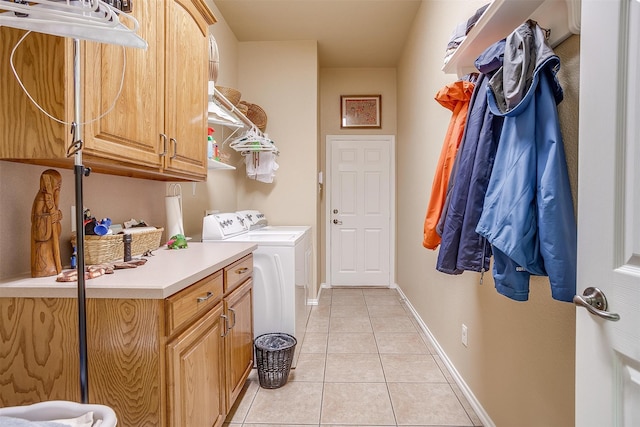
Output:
left=573, top=287, right=620, bottom=321
left=332, top=219, right=342, bottom=225
left=333, top=209, right=339, bottom=214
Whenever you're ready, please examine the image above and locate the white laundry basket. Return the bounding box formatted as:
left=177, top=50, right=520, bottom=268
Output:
left=0, top=400, right=117, bottom=426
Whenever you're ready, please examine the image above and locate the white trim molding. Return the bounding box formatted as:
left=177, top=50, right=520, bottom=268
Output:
left=395, top=286, right=497, bottom=427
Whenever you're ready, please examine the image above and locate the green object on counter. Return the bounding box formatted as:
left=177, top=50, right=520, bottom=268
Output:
left=167, top=234, right=188, bottom=249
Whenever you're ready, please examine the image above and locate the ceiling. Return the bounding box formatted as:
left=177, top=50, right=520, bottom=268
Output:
left=213, top=0, right=423, bottom=68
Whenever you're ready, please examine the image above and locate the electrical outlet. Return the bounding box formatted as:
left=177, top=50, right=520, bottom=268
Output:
left=461, top=324, right=468, bottom=347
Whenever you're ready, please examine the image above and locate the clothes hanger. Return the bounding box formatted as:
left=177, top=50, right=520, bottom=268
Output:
left=230, top=126, right=279, bottom=154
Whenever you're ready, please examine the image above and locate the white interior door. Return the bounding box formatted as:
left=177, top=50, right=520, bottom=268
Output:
left=326, top=135, right=394, bottom=287
left=576, top=1, right=640, bottom=425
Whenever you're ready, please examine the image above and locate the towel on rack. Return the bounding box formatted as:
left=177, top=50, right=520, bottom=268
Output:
left=245, top=151, right=279, bottom=183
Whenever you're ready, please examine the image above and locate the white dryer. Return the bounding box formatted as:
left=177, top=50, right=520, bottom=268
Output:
left=202, top=212, right=312, bottom=366
left=236, top=210, right=313, bottom=323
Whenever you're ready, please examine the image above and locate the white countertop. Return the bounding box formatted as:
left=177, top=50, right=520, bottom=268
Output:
left=0, top=242, right=257, bottom=299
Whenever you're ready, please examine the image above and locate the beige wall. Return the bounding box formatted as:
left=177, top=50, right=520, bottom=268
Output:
left=0, top=1, right=582, bottom=424
left=179, top=0, right=242, bottom=240
left=396, top=2, right=578, bottom=426
left=172, top=6, right=322, bottom=292
left=179, top=7, right=321, bottom=249
left=182, top=31, right=321, bottom=290
left=231, top=40, right=319, bottom=297
left=236, top=40, right=318, bottom=224
left=0, top=161, right=166, bottom=279
left=318, top=68, right=397, bottom=285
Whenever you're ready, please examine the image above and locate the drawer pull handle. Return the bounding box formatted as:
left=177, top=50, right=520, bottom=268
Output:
left=159, top=133, right=168, bottom=157
left=235, top=267, right=249, bottom=275
left=170, top=137, right=178, bottom=159
left=229, top=308, right=237, bottom=328
left=197, top=291, right=214, bottom=303
left=221, top=314, right=229, bottom=337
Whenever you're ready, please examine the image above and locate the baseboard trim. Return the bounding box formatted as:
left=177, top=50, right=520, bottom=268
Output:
left=395, top=286, right=496, bottom=427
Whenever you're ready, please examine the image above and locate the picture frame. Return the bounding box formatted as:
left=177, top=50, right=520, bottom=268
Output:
left=340, top=95, right=381, bottom=129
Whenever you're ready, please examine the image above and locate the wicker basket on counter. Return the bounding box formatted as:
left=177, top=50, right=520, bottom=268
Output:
left=71, top=228, right=164, bottom=265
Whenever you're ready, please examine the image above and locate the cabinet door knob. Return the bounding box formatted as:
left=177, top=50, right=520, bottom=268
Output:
left=235, top=267, right=249, bottom=275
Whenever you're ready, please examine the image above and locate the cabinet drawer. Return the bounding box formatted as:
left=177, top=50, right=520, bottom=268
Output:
left=165, top=270, right=223, bottom=335
left=224, top=254, right=253, bottom=293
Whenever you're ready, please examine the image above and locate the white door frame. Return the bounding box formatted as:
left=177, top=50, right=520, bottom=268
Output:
left=325, top=134, right=396, bottom=287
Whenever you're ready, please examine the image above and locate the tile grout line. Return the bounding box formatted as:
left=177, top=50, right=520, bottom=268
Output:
left=367, top=295, right=401, bottom=427
left=317, top=291, right=331, bottom=426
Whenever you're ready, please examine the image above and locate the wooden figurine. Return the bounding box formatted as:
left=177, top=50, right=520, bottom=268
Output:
left=31, top=169, right=63, bottom=277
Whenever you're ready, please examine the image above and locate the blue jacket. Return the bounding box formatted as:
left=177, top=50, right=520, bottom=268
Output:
left=436, top=40, right=505, bottom=275
left=475, top=21, right=577, bottom=302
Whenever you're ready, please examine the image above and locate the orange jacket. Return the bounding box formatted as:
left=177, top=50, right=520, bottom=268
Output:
left=423, top=80, right=475, bottom=249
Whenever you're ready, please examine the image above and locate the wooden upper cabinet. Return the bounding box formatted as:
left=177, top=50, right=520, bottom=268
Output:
left=82, top=0, right=166, bottom=174
left=0, top=29, right=70, bottom=160
left=162, top=0, right=215, bottom=179
left=0, top=0, right=216, bottom=182
left=83, top=0, right=216, bottom=181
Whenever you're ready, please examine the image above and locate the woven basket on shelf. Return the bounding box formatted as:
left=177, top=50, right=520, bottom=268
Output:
left=71, top=228, right=164, bottom=265
left=237, top=103, right=249, bottom=116
left=240, top=101, right=267, bottom=131
left=208, top=34, right=219, bottom=82
left=215, top=86, right=241, bottom=106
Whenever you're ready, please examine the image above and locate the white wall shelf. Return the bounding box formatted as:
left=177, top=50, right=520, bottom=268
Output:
left=442, top=0, right=581, bottom=77
left=208, top=97, right=244, bottom=128
left=208, top=158, right=235, bottom=170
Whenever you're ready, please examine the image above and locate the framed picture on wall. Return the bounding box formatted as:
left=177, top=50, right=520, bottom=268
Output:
left=340, top=95, right=381, bottom=128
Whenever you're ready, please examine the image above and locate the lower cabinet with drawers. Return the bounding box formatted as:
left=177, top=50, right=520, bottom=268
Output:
left=0, top=254, right=254, bottom=427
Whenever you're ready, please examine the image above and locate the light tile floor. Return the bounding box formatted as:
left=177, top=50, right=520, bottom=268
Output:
left=224, top=287, right=483, bottom=427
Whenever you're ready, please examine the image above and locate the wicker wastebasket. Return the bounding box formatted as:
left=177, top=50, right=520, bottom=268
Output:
left=254, top=333, right=297, bottom=389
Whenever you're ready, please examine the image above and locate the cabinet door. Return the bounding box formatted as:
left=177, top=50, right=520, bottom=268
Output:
left=82, top=0, right=165, bottom=172
left=224, top=279, right=254, bottom=410
left=0, top=29, right=68, bottom=159
left=167, top=303, right=226, bottom=427
left=163, top=0, right=213, bottom=180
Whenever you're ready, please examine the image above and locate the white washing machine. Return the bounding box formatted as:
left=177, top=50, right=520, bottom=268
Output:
left=236, top=210, right=313, bottom=348
left=202, top=212, right=312, bottom=366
